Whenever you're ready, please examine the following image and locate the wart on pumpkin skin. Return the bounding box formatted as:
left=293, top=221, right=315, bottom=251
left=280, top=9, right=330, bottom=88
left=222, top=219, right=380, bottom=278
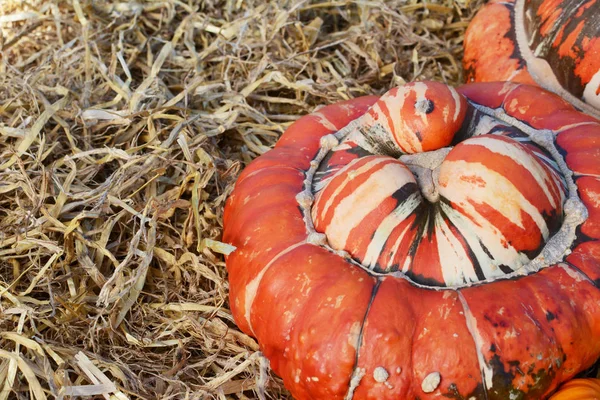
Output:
left=421, top=371, right=442, bottom=393
left=373, top=366, right=389, bottom=383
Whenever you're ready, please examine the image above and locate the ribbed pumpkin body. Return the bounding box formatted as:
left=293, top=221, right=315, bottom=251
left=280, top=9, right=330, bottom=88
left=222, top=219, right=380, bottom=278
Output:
left=463, top=0, right=600, bottom=119
left=223, top=81, right=600, bottom=399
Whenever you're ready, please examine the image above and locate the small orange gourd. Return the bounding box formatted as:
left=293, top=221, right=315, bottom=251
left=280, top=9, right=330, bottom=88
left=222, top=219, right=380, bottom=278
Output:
left=549, top=378, right=600, bottom=400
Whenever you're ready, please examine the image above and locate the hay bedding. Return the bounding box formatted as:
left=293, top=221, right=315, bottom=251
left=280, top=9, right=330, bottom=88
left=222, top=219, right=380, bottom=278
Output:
left=0, top=0, right=482, bottom=398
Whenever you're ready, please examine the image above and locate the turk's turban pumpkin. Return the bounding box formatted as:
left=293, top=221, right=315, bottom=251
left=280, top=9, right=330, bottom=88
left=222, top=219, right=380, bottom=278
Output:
left=223, top=80, right=600, bottom=399
left=463, top=0, right=600, bottom=119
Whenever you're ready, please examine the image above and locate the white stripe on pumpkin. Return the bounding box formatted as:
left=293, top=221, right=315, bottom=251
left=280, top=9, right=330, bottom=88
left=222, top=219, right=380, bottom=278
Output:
left=323, top=161, right=414, bottom=251
left=462, top=135, right=561, bottom=209
left=362, top=191, right=421, bottom=269
left=440, top=158, right=550, bottom=237
left=312, top=157, right=388, bottom=226
left=434, top=212, right=479, bottom=285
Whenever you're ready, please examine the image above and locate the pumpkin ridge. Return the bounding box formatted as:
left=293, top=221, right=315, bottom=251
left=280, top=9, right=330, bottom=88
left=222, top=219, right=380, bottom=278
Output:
left=343, top=279, right=383, bottom=400
left=242, top=241, right=306, bottom=335
left=562, top=259, right=600, bottom=287
left=458, top=290, right=493, bottom=396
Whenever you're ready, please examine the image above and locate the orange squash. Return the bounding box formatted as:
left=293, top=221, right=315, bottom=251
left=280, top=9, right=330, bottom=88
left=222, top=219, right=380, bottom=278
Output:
left=223, top=81, right=600, bottom=399
left=550, top=378, right=600, bottom=400
left=463, top=0, right=600, bottom=119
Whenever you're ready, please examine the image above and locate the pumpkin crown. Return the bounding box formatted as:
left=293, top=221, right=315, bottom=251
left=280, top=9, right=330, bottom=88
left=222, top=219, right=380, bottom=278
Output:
left=306, top=81, right=585, bottom=288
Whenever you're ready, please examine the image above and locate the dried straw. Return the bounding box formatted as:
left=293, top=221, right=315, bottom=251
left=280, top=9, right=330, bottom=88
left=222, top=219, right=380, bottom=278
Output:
left=0, top=0, right=483, bottom=398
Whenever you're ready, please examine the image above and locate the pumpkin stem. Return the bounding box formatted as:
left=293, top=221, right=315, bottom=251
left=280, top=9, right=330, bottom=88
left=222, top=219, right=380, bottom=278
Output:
left=399, top=147, right=452, bottom=203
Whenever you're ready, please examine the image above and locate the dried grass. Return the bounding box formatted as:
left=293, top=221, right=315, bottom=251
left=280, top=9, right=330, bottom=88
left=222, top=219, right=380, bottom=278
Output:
left=0, top=0, right=483, bottom=398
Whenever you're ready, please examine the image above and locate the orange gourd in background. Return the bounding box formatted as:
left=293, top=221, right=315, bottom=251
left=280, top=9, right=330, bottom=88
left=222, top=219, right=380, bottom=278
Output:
left=549, top=378, right=600, bottom=400
left=463, top=0, right=600, bottom=120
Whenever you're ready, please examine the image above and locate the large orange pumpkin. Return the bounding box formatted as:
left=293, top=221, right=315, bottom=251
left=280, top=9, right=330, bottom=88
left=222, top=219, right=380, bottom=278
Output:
left=223, top=80, right=600, bottom=399
left=463, top=0, right=600, bottom=119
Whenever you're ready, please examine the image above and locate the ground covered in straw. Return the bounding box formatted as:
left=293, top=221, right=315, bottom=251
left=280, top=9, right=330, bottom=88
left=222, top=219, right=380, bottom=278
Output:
left=0, top=0, right=483, bottom=398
